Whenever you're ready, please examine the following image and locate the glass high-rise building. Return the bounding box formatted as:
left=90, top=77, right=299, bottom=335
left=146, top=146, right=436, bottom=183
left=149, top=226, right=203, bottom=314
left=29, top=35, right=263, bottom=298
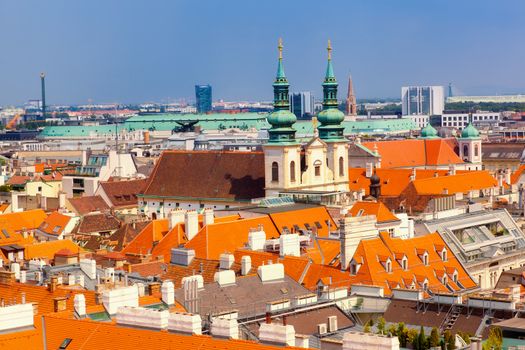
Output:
left=290, top=91, right=314, bottom=119
left=401, top=86, right=444, bottom=116
left=195, top=85, right=212, bottom=113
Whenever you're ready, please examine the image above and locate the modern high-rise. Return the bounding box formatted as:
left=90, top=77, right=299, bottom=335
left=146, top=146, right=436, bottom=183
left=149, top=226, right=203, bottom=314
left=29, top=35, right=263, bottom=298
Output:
left=195, top=84, right=212, bottom=113
left=401, top=86, right=444, bottom=116
left=289, top=91, right=314, bottom=119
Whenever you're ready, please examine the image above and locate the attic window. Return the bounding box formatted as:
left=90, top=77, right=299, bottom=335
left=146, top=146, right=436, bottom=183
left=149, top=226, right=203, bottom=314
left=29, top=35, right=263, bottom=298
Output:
left=356, top=209, right=364, bottom=217
left=422, top=252, right=429, bottom=266
left=59, top=338, right=72, bottom=349
left=386, top=260, right=392, bottom=273
left=401, top=257, right=408, bottom=271
left=441, top=249, right=448, bottom=262
left=314, top=221, right=322, bottom=229
left=293, top=224, right=301, bottom=232
left=453, top=271, right=458, bottom=283
left=53, top=226, right=62, bottom=233
left=304, top=223, right=311, bottom=230
left=1, top=229, right=9, bottom=238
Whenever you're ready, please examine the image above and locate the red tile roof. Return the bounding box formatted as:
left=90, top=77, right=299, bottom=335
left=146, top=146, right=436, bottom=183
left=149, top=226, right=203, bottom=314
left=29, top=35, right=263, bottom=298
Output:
left=411, top=171, right=497, bottom=195
left=98, top=178, right=147, bottom=208
left=38, top=211, right=72, bottom=236
left=68, top=195, right=110, bottom=215
left=362, top=138, right=463, bottom=168
left=142, top=150, right=265, bottom=202
left=348, top=201, right=400, bottom=223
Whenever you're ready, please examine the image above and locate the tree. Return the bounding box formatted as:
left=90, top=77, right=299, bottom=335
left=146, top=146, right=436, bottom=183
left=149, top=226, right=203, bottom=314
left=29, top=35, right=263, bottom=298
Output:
left=415, top=326, right=426, bottom=350
left=0, top=185, right=11, bottom=193
left=408, top=328, right=419, bottom=348
left=387, top=324, right=397, bottom=337
left=443, top=330, right=456, bottom=350
left=397, top=323, right=409, bottom=347
left=377, top=316, right=386, bottom=335
left=483, top=327, right=503, bottom=350
left=457, top=331, right=471, bottom=345
left=429, top=327, right=440, bottom=348
left=364, top=322, right=371, bottom=333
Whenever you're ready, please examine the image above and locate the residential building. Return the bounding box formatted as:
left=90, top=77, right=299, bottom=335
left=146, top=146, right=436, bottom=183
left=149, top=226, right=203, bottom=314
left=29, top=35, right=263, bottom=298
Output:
left=401, top=86, right=445, bottom=116
left=195, top=84, right=212, bottom=113
left=62, top=150, right=137, bottom=197
left=423, top=208, right=525, bottom=289
left=35, top=211, right=78, bottom=241
left=95, top=178, right=147, bottom=215
left=441, top=111, right=500, bottom=129
left=290, top=91, right=314, bottom=119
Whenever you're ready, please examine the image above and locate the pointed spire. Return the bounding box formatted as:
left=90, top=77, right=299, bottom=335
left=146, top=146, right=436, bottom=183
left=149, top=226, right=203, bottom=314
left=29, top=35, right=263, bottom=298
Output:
left=325, top=39, right=335, bottom=80
left=276, top=38, right=286, bottom=79
left=346, top=74, right=357, bottom=116
left=267, top=38, right=297, bottom=144
left=317, top=39, right=345, bottom=141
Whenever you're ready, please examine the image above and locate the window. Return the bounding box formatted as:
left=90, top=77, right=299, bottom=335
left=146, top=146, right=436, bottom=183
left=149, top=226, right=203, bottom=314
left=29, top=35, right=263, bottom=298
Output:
left=474, top=144, right=479, bottom=157
left=441, top=249, right=447, bottom=262
left=423, top=253, right=429, bottom=266
left=463, top=145, right=469, bottom=157
left=339, top=157, right=344, bottom=177
left=271, top=162, right=279, bottom=182
left=290, top=161, right=296, bottom=182
left=386, top=260, right=392, bottom=273
left=59, top=338, right=72, bottom=349
left=38, top=186, right=42, bottom=192
left=314, top=160, right=321, bottom=177
left=402, top=257, right=408, bottom=270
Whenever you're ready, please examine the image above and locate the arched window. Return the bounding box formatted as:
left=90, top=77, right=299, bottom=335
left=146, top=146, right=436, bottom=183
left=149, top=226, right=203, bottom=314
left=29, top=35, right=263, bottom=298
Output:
left=423, top=253, right=429, bottom=266
left=290, top=161, right=296, bottom=182
left=402, top=257, right=408, bottom=270
left=386, top=260, right=392, bottom=273
left=474, top=144, right=479, bottom=157
left=271, top=162, right=279, bottom=182
left=339, top=157, right=345, bottom=177
left=314, top=160, right=321, bottom=177
left=463, top=145, right=469, bottom=158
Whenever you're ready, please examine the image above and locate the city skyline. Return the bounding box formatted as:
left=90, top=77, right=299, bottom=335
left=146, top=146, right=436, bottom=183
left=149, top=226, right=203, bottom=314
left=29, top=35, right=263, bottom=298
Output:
left=1, top=0, right=525, bottom=105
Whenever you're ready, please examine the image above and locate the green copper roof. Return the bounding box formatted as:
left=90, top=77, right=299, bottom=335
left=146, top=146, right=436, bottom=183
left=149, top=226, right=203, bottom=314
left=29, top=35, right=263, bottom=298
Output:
left=317, top=40, right=344, bottom=141
left=420, top=123, right=439, bottom=139
left=267, top=39, right=297, bottom=144
left=461, top=123, right=480, bottom=139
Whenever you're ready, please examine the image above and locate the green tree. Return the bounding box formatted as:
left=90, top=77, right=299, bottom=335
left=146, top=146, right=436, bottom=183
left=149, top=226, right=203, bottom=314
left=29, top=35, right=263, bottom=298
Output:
left=0, top=185, right=11, bottom=193
left=414, top=326, right=426, bottom=350
left=364, top=322, right=371, bottom=333
left=429, top=327, right=440, bottom=348
left=457, top=331, right=471, bottom=345
left=443, top=330, right=456, bottom=350
left=397, top=323, right=409, bottom=347
left=387, top=324, right=397, bottom=337
left=377, top=316, right=386, bottom=335
left=483, top=327, right=503, bottom=350
left=408, top=328, right=419, bottom=348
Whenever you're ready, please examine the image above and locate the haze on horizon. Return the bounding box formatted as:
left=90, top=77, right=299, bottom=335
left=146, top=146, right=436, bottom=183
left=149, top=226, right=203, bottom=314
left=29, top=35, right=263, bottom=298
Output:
left=1, top=0, right=524, bottom=106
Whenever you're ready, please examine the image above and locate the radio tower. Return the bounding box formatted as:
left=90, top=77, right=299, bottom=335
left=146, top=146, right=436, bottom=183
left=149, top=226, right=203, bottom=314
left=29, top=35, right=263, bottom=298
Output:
left=40, top=73, right=46, bottom=117
left=346, top=75, right=357, bottom=116
left=448, top=82, right=453, bottom=98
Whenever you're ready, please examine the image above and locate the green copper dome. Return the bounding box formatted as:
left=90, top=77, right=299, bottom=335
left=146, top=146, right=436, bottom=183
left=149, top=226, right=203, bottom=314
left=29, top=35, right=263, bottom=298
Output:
left=317, top=40, right=345, bottom=141
left=461, top=123, right=480, bottom=139
left=267, top=39, right=297, bottom=144
left=420, top=123, right=439, bottom=139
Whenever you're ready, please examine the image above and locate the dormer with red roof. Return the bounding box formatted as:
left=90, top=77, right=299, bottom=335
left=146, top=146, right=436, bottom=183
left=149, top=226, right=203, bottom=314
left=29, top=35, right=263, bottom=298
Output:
left=35, top=212, right=78, bottom=241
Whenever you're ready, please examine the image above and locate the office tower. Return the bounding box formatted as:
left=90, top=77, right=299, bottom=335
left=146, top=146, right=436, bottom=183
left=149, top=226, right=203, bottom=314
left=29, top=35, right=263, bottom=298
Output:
left=290, top=91, right=314, bottom=119
left=346, top=75, right=357, bottom=116
left=195, top=84, right=212, bottom=113
left=401, top=86, right=444, bottom=116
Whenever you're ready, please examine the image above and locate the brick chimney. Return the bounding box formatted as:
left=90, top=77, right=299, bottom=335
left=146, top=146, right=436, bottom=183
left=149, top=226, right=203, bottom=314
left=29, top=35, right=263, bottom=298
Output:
left=49, top=276, right=58, bottom=293
left=0, top=271, right=15, bottom=285
left=53, top=296, right=67, bottom=312
left=149, top=282, right=161, bottom=296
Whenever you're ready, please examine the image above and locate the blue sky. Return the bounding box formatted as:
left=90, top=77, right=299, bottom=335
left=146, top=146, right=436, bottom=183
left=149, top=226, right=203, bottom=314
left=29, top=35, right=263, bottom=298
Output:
left=1, top=0, right=524, bottom=105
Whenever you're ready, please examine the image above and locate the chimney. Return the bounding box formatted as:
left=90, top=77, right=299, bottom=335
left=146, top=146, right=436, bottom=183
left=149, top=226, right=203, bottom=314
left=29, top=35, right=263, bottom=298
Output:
left=161, top=281, right=175, bottom=306
left=339, top=215, right=378, bottom=271
left=49, top=276, right=58, bottom=293
left=10, top=262, right=20, bottom=280
left=410, top=168, right=416, bottom=181
left=219, top=253, right=234, bottom=270
left=365, top=163, right=373, bottom=178
left=58, top=192, right=66, bottom=209
left=505, top=168, right=511, bottom=184
left=279, top=233, right=300, bottom=257
left=259, top=323, right=296, bottom=347
left=248, top=226, right=266, bottom=250
left=149, top=282, right=161, bottom=296
left=203, top=208, right=214, bottom=226
left=136, top=283, right=146, bottom=297
left=168, top=209, right=185, bottom=230
left=74, top=294, right=86, bottom=317
left=184, top=210, right=199, bottom=240
left=53, top=297, right=67, bottom=312
left=171, top=248, right=195, bottom=266
left=448, top=164, right=456, bottom=176
left=327, top=316, right=338, bottom=332
left=10, top=192, right=19, bottom=213
left=358, top=189, right=365, bottom=201
left=19, top=270, right=26, bottom=284
left=241, top=256, right=251, bottom=276
left=211, top=317, right=239, bottom=339
left=214, top=270, right=236, bottom=286
left=257, top=263, right=285, bottom=283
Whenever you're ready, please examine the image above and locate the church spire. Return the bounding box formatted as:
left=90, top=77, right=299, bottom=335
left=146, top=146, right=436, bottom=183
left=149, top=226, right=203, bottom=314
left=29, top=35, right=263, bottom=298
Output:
left=317, top=39, right=345, bottom=141
left=346, top=74, right=357, bottom=116
left=267, top=38, right=297, bottom=143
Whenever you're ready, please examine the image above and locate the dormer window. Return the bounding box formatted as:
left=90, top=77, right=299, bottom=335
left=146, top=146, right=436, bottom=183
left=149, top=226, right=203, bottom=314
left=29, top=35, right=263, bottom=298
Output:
left=442, top=275, right=448, bottom=285
left=350, top=260, right=361, bottom=275
left=453, top=271, right=458, bottom=283
left=441, top=249, right=448, bottom=262
left=386, top=259, right=392, bottom=273
left=401, top=256, right=408, bottom=271
left=423, top=252, right=429, bottom=266
left=423, top=281, right=428, bottom=290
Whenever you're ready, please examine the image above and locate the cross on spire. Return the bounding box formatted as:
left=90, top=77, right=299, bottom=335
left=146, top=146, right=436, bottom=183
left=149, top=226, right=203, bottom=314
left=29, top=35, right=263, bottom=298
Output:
left=327, top=39, right=332, bottom=61
left=278, top=38, right=283, bottom=59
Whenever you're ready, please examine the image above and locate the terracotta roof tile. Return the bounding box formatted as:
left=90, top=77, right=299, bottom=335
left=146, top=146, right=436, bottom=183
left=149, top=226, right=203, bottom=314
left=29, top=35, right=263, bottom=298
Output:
left=38, top=211, right=72, bottom=236
left=98, top=179, right=146, bottom=208
left=348, top=201, right=400, bottom=223
left=24, top=240, right=84, bottom=260
left=75, top=213, right=121, bottom=234
left=67, top=196, right=110, bottom=215
left=142, top=150, right=265, bottom=202
left=411, top=171, right=497, bottom=195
